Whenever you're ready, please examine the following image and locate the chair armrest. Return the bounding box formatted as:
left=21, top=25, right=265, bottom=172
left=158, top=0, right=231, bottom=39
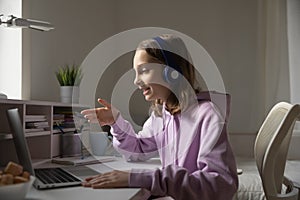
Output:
left=284, top=176, right=295, bottom=193
left=237, top=168, right=243, bottom=175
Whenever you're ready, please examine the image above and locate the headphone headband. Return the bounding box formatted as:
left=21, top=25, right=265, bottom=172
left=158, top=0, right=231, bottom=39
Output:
left=153, top=37, right=182, bottom=74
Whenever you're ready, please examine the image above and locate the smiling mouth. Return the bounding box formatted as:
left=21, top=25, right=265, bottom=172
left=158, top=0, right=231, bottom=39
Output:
left=142, top=87, right=151, bottom=95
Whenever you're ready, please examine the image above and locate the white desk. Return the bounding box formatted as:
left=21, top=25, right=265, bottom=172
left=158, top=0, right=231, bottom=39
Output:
left=26, top=157, right=161, bottom=200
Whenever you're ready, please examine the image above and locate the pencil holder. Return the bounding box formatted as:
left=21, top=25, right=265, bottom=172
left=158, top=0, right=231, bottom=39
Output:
left=60, top=132, right=82, bottom=157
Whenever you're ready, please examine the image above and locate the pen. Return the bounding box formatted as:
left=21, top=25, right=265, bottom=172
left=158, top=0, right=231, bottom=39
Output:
left=55, top=122, right=65, bottom=134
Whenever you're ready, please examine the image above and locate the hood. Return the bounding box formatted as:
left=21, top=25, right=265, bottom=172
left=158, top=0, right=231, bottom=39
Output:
left=197, top=91, right=231, bottom=122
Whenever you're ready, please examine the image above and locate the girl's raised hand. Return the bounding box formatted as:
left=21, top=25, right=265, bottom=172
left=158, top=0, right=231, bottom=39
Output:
left=81, top=98, right=119, bottom=126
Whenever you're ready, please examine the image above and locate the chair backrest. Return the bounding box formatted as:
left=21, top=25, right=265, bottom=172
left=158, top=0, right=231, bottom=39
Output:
left=254, top=102, right=300, bottom=200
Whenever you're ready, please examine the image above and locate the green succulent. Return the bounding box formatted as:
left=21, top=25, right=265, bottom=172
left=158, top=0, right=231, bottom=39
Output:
left=55, top=64, right=83, bottom=86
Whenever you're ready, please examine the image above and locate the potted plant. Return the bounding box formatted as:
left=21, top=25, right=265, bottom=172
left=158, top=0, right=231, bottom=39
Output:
left=55, top=64, right=83, bottom=103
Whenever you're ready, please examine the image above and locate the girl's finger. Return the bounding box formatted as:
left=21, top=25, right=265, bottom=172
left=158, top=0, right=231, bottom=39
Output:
left=92, top=181, right=113, bottom=189
left=81, top=109, right=96, bottom=115
left=82, top=182, right=92, bottom=187
left=89, top=118, right=100, bottom=124
left=82, top=116, right=97, bottom=123
left=98, top=98, right=111, bottom=109
left=83, top=112, right=96, bottom=117
left=85, top=174, right=101, bottom=181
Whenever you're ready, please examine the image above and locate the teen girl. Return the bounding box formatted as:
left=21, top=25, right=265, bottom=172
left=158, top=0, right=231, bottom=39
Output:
left=81, top=34, right=238, bottom=200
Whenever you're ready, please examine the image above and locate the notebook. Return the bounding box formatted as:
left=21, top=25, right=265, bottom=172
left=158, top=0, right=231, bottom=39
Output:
left=52, top=156, right=116, bottom=166
left=6, top=108, right=97, bottom=190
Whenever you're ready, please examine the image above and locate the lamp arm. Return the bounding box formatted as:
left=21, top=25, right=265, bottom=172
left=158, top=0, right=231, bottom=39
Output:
left=0, top=15, right=54, bottom=31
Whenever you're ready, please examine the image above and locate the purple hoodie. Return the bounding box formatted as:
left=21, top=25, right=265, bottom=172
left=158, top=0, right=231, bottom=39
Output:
left=110, top=91, right=238, bottom=200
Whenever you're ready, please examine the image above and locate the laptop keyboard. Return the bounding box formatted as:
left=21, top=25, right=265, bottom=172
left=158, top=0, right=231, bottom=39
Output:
left=34, top=168, right=81, bottom=184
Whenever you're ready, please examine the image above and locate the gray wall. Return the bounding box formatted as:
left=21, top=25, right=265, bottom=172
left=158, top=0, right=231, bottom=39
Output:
left=26, top=0, right=264, bottom=134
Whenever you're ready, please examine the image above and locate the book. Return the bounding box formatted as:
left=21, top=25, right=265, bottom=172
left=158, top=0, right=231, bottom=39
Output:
left=26, top=121, right=49, bottom=128
left=25, top=115, right=46, bottom=122
left=25, top=128, right=45, bottom=133
left=51, top=156, right=116, bottom=166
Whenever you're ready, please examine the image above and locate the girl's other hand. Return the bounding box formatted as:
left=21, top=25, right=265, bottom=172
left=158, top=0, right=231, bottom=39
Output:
left=81, top=98, right=120, bottom=126
left=82, top=170, right=129, bottom=189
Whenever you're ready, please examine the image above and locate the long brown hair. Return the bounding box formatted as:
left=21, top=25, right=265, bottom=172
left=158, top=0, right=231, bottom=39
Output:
left=137, top=34, right=203, bottom=116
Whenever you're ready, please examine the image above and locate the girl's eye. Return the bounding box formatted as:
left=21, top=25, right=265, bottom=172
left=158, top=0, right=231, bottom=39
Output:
left=140, top=67, right=149, bottom=74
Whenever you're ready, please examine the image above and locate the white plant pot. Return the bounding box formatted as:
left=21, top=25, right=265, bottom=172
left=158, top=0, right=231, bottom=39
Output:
left=60, top=86, right=79, bottom=103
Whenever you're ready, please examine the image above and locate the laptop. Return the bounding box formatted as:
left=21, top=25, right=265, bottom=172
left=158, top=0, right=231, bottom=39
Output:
left=6, top=108, right=98, bottom=190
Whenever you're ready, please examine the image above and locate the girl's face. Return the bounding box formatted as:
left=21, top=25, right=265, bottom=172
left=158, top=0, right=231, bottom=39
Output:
left=133, top=50, right=171, bottom=102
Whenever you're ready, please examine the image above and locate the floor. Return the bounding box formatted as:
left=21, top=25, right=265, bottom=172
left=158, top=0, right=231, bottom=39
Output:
left=235, top=157, right=300, bottom=200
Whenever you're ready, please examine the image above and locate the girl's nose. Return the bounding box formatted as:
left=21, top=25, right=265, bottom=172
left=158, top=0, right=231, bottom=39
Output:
left=134, top=75, right=141, bottom=86
left=134, top=78, right=145, bottom=87
left=133, top=76, right=140, bottom=85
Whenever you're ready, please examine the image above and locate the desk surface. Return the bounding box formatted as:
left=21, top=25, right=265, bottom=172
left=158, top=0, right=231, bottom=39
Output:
left=26, top=157, right=161, bottom=200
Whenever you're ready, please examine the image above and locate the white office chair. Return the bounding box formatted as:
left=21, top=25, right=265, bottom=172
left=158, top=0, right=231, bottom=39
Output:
left=254, top=102, right=300, bottom=200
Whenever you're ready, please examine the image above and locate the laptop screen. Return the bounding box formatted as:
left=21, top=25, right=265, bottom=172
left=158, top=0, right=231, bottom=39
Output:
left=6, top=108, right=35, bottom=175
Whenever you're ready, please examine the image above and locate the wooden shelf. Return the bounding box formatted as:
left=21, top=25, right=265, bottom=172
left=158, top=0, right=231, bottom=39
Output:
left=0, top=131, right=51, bottom=140
left=0, top=99, right=90, bottom=166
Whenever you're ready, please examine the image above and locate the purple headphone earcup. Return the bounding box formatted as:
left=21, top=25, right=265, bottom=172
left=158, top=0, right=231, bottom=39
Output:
left=163, top=66, right=180, bottom=83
